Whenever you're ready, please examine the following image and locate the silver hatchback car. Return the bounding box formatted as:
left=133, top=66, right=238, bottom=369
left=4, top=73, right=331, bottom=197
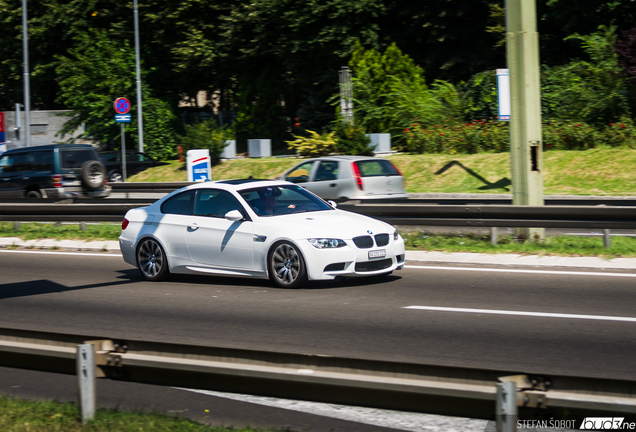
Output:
left=279, top=156, right=407, bottom=200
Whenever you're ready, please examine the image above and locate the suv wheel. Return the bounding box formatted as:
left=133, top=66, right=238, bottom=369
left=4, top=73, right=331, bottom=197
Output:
left=80, top=160, right=106, bottom=190
left=25, top=190, right=42, bottom=198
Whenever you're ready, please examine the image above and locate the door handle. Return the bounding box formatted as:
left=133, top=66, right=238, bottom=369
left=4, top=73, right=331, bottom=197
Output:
left=21, top=177, right=30, bottom=180
left=330, top=183, right=337, bottom=187
left=188, top=223, right=199, bottom=230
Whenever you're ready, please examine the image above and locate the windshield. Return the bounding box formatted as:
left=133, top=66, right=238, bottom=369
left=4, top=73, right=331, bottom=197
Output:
left=239, top=185, right=332, bottom=216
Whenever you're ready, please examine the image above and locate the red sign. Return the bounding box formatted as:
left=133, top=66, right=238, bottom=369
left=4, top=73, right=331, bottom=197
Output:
left=0, top=112, right=5, bottom=133
left=114, top=97, right=131, bottom=114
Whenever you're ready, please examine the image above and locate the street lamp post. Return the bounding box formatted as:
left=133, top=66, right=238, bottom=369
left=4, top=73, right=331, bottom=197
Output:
left=22, top=0, right=31, bottom=147
left=134, top=0, right=144, bottom=152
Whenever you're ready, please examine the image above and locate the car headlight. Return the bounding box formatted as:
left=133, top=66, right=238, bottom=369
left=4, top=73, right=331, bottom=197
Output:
left=308, top=238, right=347, bottom=249
left=393, top=229, right=399, bottom=240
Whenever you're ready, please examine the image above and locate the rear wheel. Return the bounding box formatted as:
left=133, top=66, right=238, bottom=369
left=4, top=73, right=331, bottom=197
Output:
left=136, top=238, right=170, bottom=281
left=109, top=171, right=123, bottom=182
left=269, top=241, right=307, bottom=288
left=25, top=190, right=42, bottom=198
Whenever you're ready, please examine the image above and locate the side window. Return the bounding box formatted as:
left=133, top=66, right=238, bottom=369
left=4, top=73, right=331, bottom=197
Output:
left=102, top=153, right=119, bottom=163
left=60, top=150, right=94, bottom=168
left=285, top=162, right=314, bottom=183
left=161, top=191, right=195, bottom=215
left=314, top=161, right=339, bottom=181
left=194, top=189, right=243, bottom=218
left=0, top=154, right=14, bottom=174
left=13, top=153, right=31, bottom=172
left=32, top=151, right=53, bottom=171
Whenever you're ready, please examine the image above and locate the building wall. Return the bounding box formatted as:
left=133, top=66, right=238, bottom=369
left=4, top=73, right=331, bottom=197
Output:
left=2, top=110, right=95, bottom=150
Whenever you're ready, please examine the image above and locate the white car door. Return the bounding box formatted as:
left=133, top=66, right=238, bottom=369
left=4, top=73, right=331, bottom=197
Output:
left=303, top=160, right=342, bottom=200
left=185, top=189, right=254, bottom=270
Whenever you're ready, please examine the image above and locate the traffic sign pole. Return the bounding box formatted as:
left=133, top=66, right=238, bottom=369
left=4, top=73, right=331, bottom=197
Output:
left=121, top=123, right=127, bottom=182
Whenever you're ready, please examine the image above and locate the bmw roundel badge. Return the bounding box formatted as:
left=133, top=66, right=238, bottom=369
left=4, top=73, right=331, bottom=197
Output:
left=367, top=230, right=373, bottom=234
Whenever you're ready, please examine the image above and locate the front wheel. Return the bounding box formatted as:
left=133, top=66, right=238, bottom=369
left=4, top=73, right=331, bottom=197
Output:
left=269, top=241, right=307, bottom=288
left=109, top=171, right=123, bottom=182
left=136, top=238, right=170, bottom=281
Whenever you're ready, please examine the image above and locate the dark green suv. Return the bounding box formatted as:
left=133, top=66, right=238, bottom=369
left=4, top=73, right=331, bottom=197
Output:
left=0, top=144, right=111, bottom=198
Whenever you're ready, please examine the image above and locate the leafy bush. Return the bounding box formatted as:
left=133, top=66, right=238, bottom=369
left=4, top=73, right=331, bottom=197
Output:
left=180, top=120, right=234, bottom=162
left=403, top=119, right=509, bottom=154
left=332, top=122, right=375, bottom=155
left=286, top=130, right=337, bottom=157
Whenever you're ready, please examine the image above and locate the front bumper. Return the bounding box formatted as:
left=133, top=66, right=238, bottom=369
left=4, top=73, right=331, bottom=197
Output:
left=301, top=236, right=406, bottom=281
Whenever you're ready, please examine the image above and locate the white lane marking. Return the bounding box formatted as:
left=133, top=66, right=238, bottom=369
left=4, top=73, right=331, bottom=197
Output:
left=0, top=249, right=122, bottom=257
left=406, top=265, right=636, bottom=278
left=177, top=388, right=487, bottom=432
left=404, top=306, right=636, bottom=323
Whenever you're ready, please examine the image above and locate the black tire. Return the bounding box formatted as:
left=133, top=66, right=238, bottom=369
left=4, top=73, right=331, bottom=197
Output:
left=109, top=171, right=123, bottom=182
left=136, top=238, right=170, bottom=281
left=268, top=241, right=308, bottom=288
left=80, top=160, right=106, bottom=190
left=25, top=189, right=42, bottom=198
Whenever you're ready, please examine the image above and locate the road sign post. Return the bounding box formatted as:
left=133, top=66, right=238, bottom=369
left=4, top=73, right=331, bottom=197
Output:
left=114, top=98, right=132, bottom=182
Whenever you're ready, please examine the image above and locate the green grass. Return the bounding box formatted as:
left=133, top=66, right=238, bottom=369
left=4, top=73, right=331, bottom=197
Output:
left=1, top=222, right=634, bottom=258
left=128, top=148, right=636, bottom=196
left=0, top=396, right=277, bottom=432
left=0, top=222, right=121, bottom=242
left=401, top=229, right=636, bottom=259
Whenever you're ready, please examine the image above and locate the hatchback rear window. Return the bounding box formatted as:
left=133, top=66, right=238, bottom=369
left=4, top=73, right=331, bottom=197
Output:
left=60, top=150, right=95, bottom=168
left=355, top=160, right=399, bottom=177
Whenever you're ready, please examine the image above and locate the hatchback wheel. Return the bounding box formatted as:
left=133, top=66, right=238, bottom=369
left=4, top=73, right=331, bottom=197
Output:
left=269, top=241, right=307, bottom=288
left=137, top=238, right=170, bottom=281
left=25, top=190, right=42, bottom=198
left=109, top=171, right=123, bottom=182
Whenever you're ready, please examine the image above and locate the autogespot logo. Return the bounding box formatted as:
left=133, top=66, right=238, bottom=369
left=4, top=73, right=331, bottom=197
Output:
left=580, top=418, right=636, bottom=430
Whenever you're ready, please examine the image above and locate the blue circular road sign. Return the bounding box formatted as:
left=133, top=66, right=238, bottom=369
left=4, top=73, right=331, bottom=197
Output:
left=114, top=97, right=131, bottom=114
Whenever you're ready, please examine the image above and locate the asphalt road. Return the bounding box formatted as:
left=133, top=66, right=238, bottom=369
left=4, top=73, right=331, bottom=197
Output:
left=1, top=250, right=635, bottom=380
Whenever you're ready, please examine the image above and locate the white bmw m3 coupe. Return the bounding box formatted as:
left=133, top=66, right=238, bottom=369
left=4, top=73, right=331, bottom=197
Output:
left=119, top=179, right=405, bottom=288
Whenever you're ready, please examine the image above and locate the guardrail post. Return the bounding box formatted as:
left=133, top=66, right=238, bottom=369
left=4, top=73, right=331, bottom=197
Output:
left=76, top=343, right=96, bottom=423
left=14, top=221, right=20, bottom=231
left=603, top=229, right=611, bottom=248
left=496, top=381, right=517, bottom=432
left=80, top=222, right=86, bottom=232
left=491, top=227, right=498, bottom=245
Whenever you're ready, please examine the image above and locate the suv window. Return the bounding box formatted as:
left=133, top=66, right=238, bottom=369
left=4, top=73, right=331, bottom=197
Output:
left=101, top=153, right=119, bottom=163
left=0, top=154, right=15, bottom=173
left=60, top=149, right=95, bottom=168
left=32, top=151, right=53, bottom=171
left=161, top=190, right=195, bottom=215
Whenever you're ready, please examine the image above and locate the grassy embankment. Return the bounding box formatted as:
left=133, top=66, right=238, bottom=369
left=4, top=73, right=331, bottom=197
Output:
left=1, top=149, right=635, bottom=257
left=0, top=395, right=276, bottom=432
left=129, top=148, right=636, bottom=196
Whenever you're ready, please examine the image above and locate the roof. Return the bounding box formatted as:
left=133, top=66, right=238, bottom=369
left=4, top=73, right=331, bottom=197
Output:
left=3, top=144, right=95, bottom=153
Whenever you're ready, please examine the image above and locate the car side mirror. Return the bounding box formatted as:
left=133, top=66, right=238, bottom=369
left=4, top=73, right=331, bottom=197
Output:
left=328, top=200, right=337, bottom=209
left=225, top=210, right=244, bottom=221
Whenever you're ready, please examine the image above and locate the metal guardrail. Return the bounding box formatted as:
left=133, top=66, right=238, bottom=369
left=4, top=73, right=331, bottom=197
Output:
left=1, top=200, right=634, bottom=230
left=0, top=326, right=635, bottom=419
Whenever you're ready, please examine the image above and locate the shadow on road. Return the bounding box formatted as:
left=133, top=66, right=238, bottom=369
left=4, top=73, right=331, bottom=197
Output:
left=0, top=277, right=138, bottom=300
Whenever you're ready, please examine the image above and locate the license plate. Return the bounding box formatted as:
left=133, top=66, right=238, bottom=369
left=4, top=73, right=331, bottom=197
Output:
left=368, top=249, right=386, bottom=259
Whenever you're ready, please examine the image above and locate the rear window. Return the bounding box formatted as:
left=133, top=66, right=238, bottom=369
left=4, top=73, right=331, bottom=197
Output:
left=60, top=150, right=96, bottom=168
left=161, top=190, right=194, bottom=215
left=355, top=160, right=399, bottom=177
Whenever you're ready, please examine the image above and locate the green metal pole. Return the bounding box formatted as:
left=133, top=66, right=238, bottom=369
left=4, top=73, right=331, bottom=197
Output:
left=506, top=0, right=545, bottom=241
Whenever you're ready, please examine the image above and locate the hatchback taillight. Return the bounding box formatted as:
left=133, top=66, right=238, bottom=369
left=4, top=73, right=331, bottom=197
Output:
left=351, top=162, right=364, bottom=191
left=389, top=161, right=405, bottom=187
left=52, top=174, right=63, bottom=188
left=122, top=218, right=129, bottom=230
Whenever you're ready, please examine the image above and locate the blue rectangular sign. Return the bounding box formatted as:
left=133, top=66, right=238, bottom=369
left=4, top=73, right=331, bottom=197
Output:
left=115, top=114, right=132, bottom=123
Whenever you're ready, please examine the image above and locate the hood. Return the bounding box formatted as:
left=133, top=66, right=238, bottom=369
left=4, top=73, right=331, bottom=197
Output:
left=257, top=209, right=394, bottom=239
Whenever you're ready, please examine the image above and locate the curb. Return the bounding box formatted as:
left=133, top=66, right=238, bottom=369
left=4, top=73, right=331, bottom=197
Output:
left=1, top=237, right=635, bottom=271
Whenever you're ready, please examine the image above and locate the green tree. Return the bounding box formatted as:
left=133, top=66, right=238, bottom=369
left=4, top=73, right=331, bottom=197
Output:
left=541, top=25, right=631, bottom=124
left=55, top=28, right=180, bottom=159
